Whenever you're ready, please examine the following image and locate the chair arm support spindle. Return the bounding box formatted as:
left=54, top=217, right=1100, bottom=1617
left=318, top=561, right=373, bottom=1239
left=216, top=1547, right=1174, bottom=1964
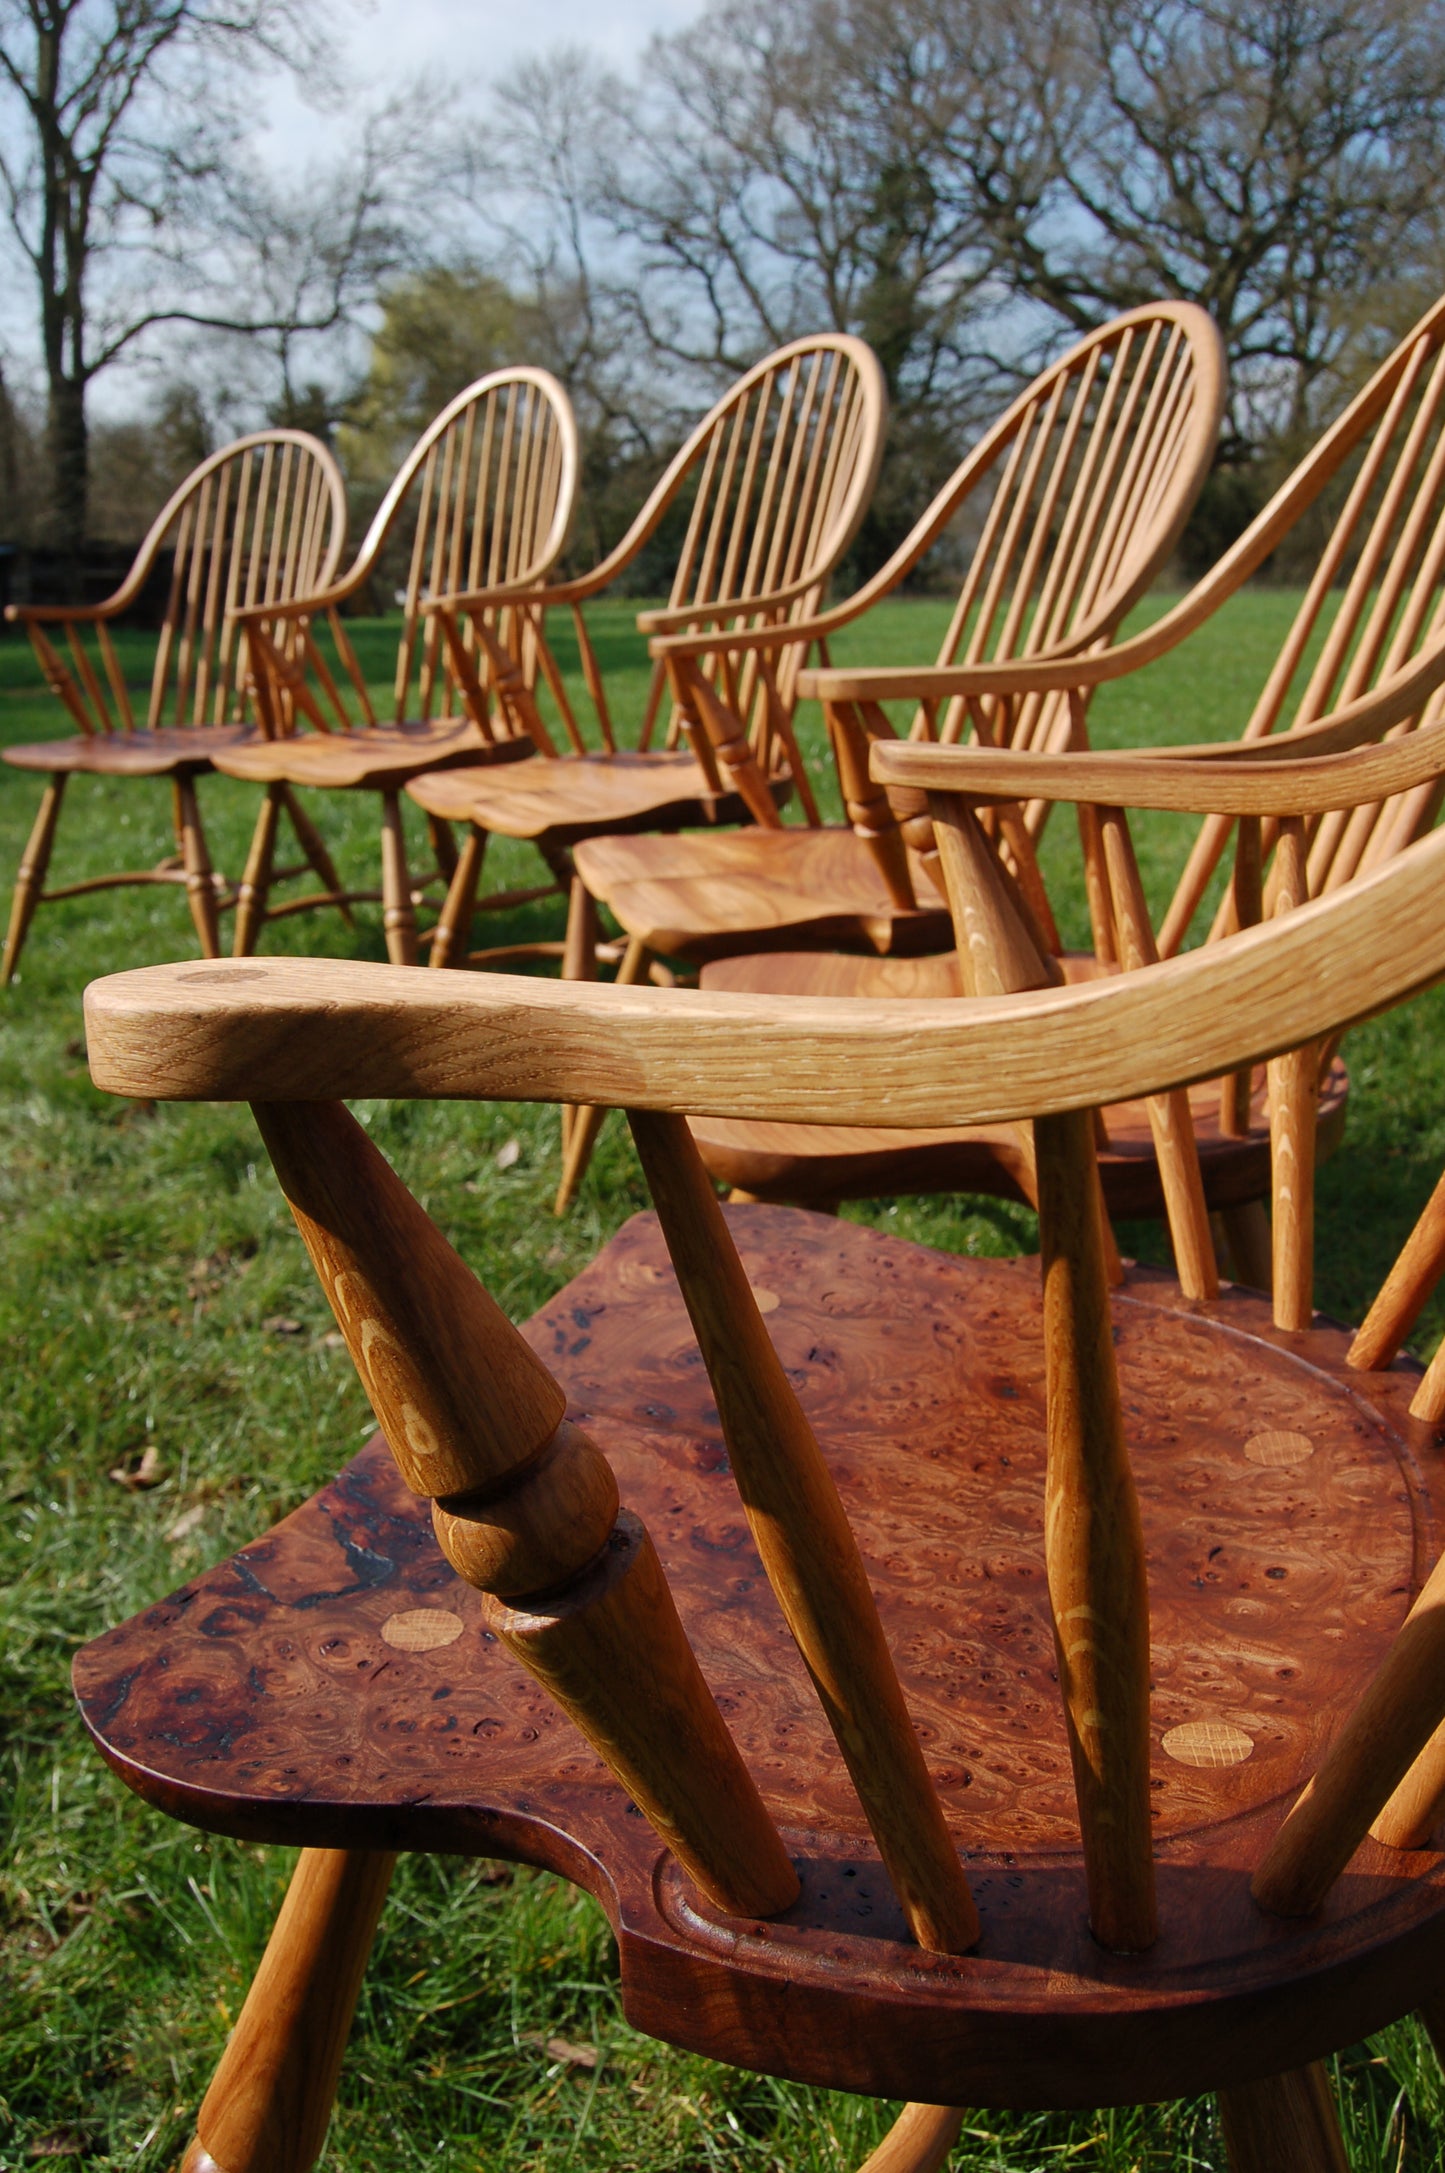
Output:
left=1253, top=1545, right=1445, bottom=1913
left=629, top=1107, right=980, bottom=1956
left=251, top=1100, right=798, bottom=1921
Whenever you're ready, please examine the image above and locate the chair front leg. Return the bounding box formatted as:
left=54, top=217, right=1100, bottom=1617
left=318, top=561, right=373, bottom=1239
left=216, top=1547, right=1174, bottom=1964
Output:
left=554, top=926, right=649, bottom=1216
left=182, top=1847, right=396, bottom=2173
left=1216, top=2061, right=1349, bottom=2173
left=232, top=786, right=282, bottom=958
left=174, top=773, right=221, bottom=959
left=2, top=771, right=67, bottom=984
left=379, top=790, right=418, bottom=966
left=279, top=786, right=352, bottom=928
left=855, top=2105, right=965, bottom=2173
left=429, top=823, right=487, bottom=969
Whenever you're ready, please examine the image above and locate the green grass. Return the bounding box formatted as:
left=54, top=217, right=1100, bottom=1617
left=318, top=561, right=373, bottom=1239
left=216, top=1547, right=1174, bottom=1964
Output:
left=4, top=595, right=1445, bottom=2168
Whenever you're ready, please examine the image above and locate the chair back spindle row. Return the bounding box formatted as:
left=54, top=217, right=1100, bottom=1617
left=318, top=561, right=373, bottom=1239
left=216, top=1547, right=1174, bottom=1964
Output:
left=245, top=371, right=578, bottom=744
left=20, top=433, right=347, bottom=740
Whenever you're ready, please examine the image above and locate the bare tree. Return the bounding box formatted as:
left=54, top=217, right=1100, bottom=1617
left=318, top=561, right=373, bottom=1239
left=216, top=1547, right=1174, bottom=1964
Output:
left=973, top=0, right=1445, bottom=459
left=478, top=1, right=1053, bottom=564
left=0, top=0, right=417, bottom=571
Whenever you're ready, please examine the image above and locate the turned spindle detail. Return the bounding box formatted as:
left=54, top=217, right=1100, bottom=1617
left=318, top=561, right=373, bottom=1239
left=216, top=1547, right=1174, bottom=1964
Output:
left=251, top=1099, right=798, bottom=1920
left=827, top=698, right=919, bottom=910
left=673, top=656, right=778, bottom=823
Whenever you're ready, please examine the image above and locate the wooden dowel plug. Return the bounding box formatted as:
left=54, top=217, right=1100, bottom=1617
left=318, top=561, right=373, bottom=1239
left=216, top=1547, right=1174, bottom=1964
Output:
left=1254, top=1546, right=1445, bottom=1914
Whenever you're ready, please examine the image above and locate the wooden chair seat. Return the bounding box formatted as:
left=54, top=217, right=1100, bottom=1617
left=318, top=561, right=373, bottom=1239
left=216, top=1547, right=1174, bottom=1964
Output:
left=213, top=720, right=532, bottom=793
left=693, top=951, right=1349, bottom=1218
left=72, top=1203, right=1445, bottom=2109
left=4, top=725, right=258, bottom=777
left=407, top=747, right=784, bottom=845
left=574, top=826, right=952, bottom=961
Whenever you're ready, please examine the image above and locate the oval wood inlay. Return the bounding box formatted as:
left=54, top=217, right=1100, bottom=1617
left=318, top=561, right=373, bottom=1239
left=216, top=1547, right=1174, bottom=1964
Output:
left=1161, top=1720, right=1254, bottom=1768
left=1244, top=1431, right=1315, bottom=1467
left=381, top=1608, right=464, bottom=1651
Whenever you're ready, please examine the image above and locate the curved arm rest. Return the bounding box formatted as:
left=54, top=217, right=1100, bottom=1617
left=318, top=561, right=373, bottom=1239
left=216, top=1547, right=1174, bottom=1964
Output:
left=871, top=717, right=1445, bottom=819
left=637, top=573, right=827, bottom=637
left=6, top=599, right=117, bottom=628
left=83, top=831, right=1445, bottom=1128
left=795, top=606, right=1219, bottom=704
left=649, top=587, right=876, bottom=664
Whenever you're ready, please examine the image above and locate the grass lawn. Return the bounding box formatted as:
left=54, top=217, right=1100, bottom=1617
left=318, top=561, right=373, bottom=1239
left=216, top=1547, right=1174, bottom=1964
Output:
left=4, top=593, right=1445, bottom=2169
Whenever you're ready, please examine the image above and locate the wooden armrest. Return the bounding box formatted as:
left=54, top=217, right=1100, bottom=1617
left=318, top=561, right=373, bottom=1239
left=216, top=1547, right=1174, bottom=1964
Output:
left=637, top=575, right=823, bottom=637
left=83, top=840, right=1445, bottom=1126
left=872, top=718, right=1445, bottom=818
left=649, top=598, right=864, bottom=663
left=6, top=598, right=115, bottom=628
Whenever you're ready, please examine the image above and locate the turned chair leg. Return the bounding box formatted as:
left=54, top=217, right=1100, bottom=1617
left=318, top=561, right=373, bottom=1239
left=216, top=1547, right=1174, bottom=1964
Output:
left=2, top=772, right=67, bottom=984
left=175, top=774, right=222, bottom=959
left=279, top=786, right=353, bottom=928
left=429, top=823, right=487, bottom=970
left=554, top=929, right=650, bottom=1215
left=181, top=1847, right=396, bottom=2173
left=1220, top=1199, right=1273, bottom=1294
left=379, top=790, right=418, bottom=966
left=1216, top=2061, right=1349, bottom=2173
left=232, top=786, right=282, bottom=958
left=855, top=2104, right=965, bottom=2173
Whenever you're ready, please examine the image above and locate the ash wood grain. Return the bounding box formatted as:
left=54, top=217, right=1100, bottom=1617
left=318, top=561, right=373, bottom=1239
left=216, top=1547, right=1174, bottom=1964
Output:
left=182, top=1847, right=395, bottom=2173
left=855, top=2105, right=966, bottom=2173
left=1349, top=1169, right=1445, bottom=1374
left=80, top=822, right=1445, bottom=1126
left=629, top=1109, right=979, bottom=1955
left=1266, top=820, right=1316, bottom=1330
left=1035, top=1109, right=1156, bottom=1952
left=73, top=1211, right=1445, bottom=2106
left=573, top=823, right=953, bottom=963
left=685, top=953, right=1347, bottom=1226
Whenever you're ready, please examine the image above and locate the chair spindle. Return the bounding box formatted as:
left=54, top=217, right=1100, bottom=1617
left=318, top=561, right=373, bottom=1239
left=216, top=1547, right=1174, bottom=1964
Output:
left=252, top=1099, right=799, bottom=1920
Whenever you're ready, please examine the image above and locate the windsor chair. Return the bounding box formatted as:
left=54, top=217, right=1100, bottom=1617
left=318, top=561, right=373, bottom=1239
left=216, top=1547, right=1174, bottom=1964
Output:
left=406, top=335, right=887, bottom=974
left=1, top=432, right=347, bottom=982
left=79, top=810, right=1445, bottom=2173
left=553, top=301, right=1224, bottom=1206
left=212, top=368, right=578, bottom=964
left=695, top=287, right=1445, bottom=1283
left=693, top=720, right=1445, bottom=1298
